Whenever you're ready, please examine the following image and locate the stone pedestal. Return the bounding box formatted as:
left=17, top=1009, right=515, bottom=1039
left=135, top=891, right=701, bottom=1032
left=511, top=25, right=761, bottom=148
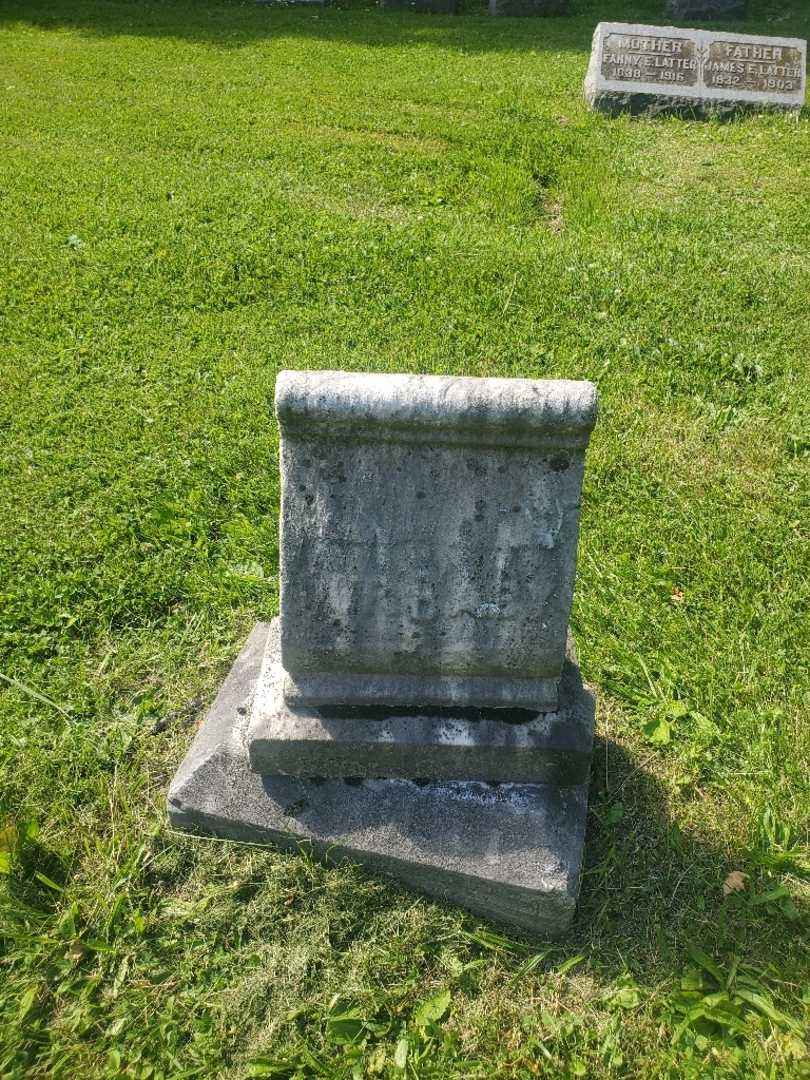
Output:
left=169, top=623, right=590, bottom=936
left=169, top=371, right=598, bottom=935
left=248, top=619, right=595, bottom=785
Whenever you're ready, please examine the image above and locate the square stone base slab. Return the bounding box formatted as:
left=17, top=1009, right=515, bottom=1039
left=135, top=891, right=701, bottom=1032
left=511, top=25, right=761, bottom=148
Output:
left=168, top=623, right=589, bottom=936
left=249, top=620, right=594, bottom=784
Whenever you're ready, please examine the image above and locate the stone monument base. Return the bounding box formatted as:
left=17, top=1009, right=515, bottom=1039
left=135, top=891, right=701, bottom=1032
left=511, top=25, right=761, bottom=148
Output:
left=168, top=623, right=590, bottom=936
left=583, top=90, right=769, bottom=119
left=249, top=620, right=594, bottom=785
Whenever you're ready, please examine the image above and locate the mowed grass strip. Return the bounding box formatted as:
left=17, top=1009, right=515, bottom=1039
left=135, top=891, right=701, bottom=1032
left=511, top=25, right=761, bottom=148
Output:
left=0, top=1, right=808, bottom=1076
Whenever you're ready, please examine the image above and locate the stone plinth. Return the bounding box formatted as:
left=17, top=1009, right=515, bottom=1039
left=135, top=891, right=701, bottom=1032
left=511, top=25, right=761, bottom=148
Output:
left=169, top=624, right=589, bottom=936
left=248, top=619, right=594, bottom=784
left=584, top=22, right=806, bottom=117
left=277, top=371, right=596, bottom=711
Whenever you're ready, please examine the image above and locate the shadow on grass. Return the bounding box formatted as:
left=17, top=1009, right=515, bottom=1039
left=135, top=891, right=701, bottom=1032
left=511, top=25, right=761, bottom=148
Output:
left=2, top=725, right=804, bottom=1080
left=164, top=731, right=805, bottom=987
left=0, top=0, right=588, bottom=55
left=263, top=734, right=805, bottom=977
left=570, top=736, right=804, bottom=983
left=0, top=0, right=793, bottom=57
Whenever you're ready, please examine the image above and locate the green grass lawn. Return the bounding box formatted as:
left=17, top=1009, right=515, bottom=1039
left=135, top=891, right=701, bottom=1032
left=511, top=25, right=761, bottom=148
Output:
left=1, top=0, right=809, bottom=1075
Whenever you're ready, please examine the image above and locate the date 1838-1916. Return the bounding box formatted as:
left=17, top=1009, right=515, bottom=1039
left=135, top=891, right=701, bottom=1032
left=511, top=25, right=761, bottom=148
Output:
left=601, top=33, right=699, bottom=86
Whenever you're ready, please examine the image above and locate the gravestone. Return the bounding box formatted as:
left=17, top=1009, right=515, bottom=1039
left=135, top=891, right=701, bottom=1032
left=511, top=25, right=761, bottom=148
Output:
left=169, top=371, right=598, bottom=935
left=381, top=0, right=458, bottom=13
left=585, top=22, right=806, bottom=116
left=666, top=0, right=745, bottom=19
left=488, top=0, right=568, bottom=18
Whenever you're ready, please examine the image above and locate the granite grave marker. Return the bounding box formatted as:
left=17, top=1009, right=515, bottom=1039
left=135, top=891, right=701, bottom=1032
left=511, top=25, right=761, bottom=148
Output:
left=169, top=371, right=598, bottom=935
left=585, top=22, right=806, bottom=116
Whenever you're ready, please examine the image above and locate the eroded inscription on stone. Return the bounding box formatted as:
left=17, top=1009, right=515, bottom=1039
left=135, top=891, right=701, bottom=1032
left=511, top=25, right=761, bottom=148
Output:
left=273, top=371, right=597, bottom=710
left=704, top=39, right=804, bottom=97
left=166, top=370, right=601, bottom=938
left=600, top=31, right=698, bottom=88
left=585, top=22, right=806, bottom=116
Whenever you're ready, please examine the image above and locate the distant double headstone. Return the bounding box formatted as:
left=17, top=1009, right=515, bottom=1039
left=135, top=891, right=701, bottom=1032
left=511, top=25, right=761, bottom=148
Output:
left=380, top=0, right=568, bottom=16
left=666, top=0, right=745, bottom=19
left=170, top=371, right=598, bottom=935
left=488, top=0, right=567, bottom=17
left=380, top=0, right=458, bottom=13
left=585, top=21, right=806, bottom=116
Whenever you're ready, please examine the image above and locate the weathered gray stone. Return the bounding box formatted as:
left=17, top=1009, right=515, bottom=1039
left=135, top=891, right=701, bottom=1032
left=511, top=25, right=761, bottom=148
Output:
left=277, top=371, right=596, bottom=711
left=584, top=22, right=806, bottom=117
left=248, top=619, right=595, bottom=784
left=168, top=623, right=588, bottom=936
left=488, top=0, right=568, bottom=17
left=169, top=370, right=600, bottom=930
left=666, top=0, right=745, bottom=19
